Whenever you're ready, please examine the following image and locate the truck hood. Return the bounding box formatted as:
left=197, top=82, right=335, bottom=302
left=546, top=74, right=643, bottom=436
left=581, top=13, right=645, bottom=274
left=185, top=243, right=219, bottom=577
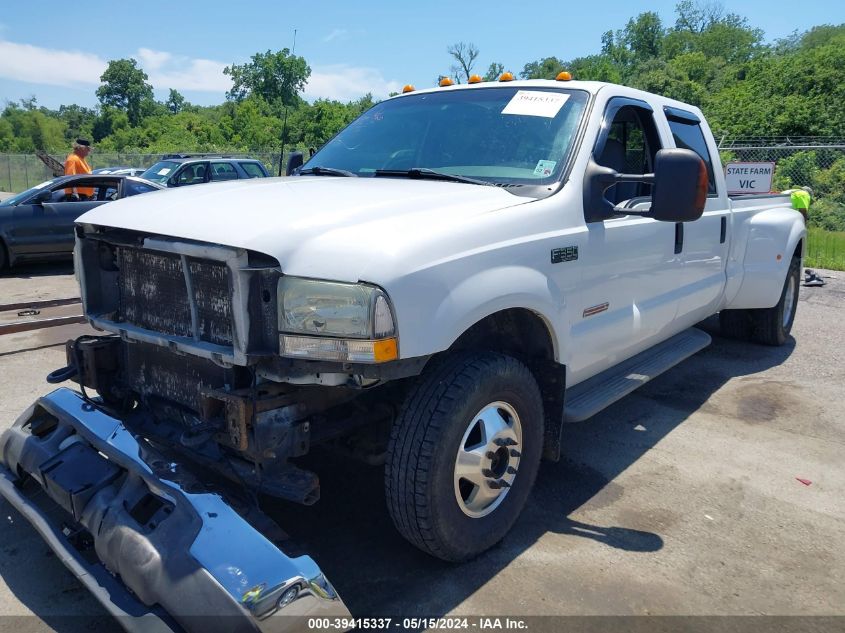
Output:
left=78, top=176, right=533, bottom=282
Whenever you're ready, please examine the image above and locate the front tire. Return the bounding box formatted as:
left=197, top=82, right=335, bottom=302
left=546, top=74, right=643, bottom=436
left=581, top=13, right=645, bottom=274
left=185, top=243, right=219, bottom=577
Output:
left=385, top=352, right=544, bottom=562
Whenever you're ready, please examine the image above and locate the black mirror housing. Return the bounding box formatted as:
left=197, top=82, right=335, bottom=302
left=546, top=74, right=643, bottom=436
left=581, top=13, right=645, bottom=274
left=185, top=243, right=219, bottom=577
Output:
left=286, top=151, right=304, bottom=176
left=650, top=148, right=708, bottom=223
left=583, top=148, right=707, bottom=223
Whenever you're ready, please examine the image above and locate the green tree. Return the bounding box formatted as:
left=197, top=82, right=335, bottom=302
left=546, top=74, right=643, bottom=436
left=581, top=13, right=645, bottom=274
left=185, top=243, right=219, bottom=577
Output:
left=166, top=89, right=187, bottom=114
left=483, top=62, right=505, bottom=81
left=224, top=49, right=310, bottom=109
left=520, top=57, right=566, bottom=79
left=96, top=59, right=155, bottom=127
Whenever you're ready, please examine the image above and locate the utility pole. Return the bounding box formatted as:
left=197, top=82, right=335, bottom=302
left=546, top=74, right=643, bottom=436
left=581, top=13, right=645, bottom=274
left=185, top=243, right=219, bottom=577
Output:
left=278, top=28, right=298, bottom=177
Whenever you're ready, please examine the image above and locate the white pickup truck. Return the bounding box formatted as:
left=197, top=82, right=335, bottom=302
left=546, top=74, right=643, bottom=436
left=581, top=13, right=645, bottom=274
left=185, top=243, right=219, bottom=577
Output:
left=0, top=79, right=805, bottom=632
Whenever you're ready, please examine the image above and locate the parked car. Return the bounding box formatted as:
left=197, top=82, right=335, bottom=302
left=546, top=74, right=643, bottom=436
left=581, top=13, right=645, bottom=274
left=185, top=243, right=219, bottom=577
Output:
left=92, top=166, right=147, bottom=176
left=0, top=79, right=805, bottom=630
left=140, top=154, right=270, bottom=187
left=0, top=174, right=163, bottom=269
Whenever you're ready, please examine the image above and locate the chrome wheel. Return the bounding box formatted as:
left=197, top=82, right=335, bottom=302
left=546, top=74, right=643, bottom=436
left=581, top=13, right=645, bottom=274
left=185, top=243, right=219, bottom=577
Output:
left=453, top=401, right=523, bottom=518
left=783, top=273, right=796, bottom=328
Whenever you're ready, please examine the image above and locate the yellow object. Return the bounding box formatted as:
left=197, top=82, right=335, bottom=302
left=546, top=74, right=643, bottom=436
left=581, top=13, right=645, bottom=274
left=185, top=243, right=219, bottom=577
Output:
left=402, top=84, right=415, bottom=93
left=498, top=72, right=515, bottom=82
left=439, top=77, right=454, bottom=87
left=555, top=71, right=573, bottom=81
left=468, top=74, right=482, bottom=84
left=789, top=189, right=811, bottom=211
left=373, top=338, right=399, bottom=363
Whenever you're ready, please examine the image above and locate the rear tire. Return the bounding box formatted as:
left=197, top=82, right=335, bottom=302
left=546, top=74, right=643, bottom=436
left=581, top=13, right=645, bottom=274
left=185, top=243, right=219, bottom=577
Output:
left=385, top=352, right=543, bottom=562
left=750, top=255, right=800, bottom=346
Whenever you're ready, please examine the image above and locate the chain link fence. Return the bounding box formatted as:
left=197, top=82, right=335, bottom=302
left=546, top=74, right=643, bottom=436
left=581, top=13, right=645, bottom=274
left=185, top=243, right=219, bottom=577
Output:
left=0, top=151, right=307, bottom=193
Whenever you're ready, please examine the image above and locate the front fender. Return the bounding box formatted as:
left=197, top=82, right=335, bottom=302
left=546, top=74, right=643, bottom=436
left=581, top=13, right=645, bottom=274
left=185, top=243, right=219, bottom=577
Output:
left=392, top=265, right=564, bottom=361
left=725, top=207, right=806, bottom=310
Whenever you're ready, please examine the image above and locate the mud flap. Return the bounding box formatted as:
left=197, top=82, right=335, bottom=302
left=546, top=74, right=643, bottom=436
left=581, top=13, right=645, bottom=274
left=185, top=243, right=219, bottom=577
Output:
left=0, top=388, right=351, bottom=633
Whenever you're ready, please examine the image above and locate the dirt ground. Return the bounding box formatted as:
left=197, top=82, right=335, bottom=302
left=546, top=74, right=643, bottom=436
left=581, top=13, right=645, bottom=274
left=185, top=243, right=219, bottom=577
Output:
left=0, top=262, right=842, bottom=632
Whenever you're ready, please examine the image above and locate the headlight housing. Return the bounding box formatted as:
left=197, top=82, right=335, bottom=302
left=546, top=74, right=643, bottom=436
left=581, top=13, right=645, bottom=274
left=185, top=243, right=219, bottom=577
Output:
left=277, top=277, right=398, bottom=363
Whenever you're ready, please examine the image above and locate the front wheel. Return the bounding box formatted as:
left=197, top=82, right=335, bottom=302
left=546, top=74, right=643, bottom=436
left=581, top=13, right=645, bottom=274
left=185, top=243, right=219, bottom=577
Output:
left=385, top=352, right=544, bottom=562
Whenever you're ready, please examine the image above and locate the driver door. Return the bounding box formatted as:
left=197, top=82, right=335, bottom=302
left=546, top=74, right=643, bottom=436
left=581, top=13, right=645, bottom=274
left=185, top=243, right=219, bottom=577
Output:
left=38, top=178, right=115, bottom=254
left=568, top=99, right=684, bottom=385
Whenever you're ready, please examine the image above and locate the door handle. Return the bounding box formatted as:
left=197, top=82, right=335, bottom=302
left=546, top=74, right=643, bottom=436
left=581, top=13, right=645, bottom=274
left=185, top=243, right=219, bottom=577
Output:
left=674, top=223, right=684, bottom=254
left=720, top=216, right=727, bottom=243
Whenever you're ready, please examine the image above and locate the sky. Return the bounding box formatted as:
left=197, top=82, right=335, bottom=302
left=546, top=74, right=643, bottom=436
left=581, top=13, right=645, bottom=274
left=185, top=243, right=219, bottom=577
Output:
left=0, top=0, right=842, bottom=110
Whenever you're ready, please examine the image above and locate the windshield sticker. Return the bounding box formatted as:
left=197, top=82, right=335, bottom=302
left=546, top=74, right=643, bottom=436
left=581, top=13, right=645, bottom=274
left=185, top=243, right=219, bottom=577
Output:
left=157, top=168, right=171, bottom=175
left=533, top=160, right=557, bottom=177
left=502, top=91, right=570, bottom=118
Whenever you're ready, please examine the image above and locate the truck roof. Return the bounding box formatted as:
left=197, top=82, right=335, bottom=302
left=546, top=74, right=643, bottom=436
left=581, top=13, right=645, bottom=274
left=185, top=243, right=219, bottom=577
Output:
left=390, top=78, right=705, bottom=119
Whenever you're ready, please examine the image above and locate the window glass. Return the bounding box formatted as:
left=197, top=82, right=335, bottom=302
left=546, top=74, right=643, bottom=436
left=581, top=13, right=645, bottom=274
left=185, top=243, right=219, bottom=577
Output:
left=667, top=117, right=716, bottom=194
left=177, top=163, right=207, bottom=185
left=140, top=161, right=179, bottom=183
left=597, top=105, right=662, bottom=204
left=306, top=87, right=589, bottom=186
left=210, top=162, right=238, bottom=181
left=125, top=181, right=158, bottom=197
left=240, top=162, right=266, bottom=178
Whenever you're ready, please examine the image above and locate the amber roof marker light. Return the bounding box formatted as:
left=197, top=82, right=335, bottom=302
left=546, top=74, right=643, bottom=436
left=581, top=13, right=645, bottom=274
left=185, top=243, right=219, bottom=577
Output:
left=402, top=84, right=415, bottom=93
left=556, top=71, right=573, bottom=81
left=439, top=77, right=454, bottom=87
left=468, top=74, right=482, bottom=84
left=498, top=72, right=515, bottom=82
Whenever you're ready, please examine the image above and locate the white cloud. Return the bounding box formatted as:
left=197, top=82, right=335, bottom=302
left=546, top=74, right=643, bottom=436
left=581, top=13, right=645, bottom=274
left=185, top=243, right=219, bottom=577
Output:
left=0, top=39, right=106, bottom=87
left=0, top=39, right=229, bottom=93
left=305, top=65, right=402, bottom=102
left=0, top=39, right=400, bottom=102
left=322, top=28, right=348, bottom=43
left=135, top=48, right=230, bottom=92
left=136, top=47, right=172, bottom=71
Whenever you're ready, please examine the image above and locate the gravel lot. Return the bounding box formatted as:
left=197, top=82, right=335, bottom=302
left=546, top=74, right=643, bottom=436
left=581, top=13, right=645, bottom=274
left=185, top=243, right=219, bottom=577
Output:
left=0, top=263, right=842, bottom=632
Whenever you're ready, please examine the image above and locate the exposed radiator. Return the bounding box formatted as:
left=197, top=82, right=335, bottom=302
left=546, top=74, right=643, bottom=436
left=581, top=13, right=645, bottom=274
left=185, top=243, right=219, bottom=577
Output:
left=116, top=247, right=233, bottom=346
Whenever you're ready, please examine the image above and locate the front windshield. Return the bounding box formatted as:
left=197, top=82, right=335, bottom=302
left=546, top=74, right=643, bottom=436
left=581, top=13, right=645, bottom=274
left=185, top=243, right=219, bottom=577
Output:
left=305, top=87, right=589, bottom=186
left=141, top=161, right=179, bottom=183
left=0, top=179, right=56, bottom=207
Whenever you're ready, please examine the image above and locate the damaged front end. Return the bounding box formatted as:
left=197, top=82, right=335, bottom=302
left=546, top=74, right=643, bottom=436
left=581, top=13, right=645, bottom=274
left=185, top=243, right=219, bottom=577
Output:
left=0, top=388, right=351, bottom=632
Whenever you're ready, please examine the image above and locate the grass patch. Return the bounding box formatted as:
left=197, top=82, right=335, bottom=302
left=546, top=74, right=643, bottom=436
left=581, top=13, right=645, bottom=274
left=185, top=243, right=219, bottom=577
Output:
left=806, top=228, right=845, bottom=271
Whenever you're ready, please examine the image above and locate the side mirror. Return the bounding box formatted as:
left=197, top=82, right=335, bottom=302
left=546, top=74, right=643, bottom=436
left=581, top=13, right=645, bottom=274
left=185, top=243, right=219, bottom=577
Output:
left=167, top=176, right=179, bottom=187
left=33, top=190, right=53, bottom=204
left=286, top=151, right=304, bottom=176
left=649, top=149, right=708, bottom=222
left=583, top=148, right=707, bottom=223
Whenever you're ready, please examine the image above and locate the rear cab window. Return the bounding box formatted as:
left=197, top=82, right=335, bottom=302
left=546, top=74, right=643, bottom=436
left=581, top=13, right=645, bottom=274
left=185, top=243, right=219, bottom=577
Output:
left=664, top=107, right=717, bottom=195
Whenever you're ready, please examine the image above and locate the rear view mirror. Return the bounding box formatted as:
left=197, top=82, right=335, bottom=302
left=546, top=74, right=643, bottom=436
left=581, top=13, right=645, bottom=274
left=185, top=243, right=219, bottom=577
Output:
left=286, top=151, right=304, bottom=176
left=649, top=149, right=708, bottom=223
left=583, top=148, right=707, bottom=223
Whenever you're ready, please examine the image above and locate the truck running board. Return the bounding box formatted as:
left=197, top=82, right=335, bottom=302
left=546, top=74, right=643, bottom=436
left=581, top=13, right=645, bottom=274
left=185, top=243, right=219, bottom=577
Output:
left=564, top=327, right=711, bottom=423
left=0, top=388, right=351, bottom=633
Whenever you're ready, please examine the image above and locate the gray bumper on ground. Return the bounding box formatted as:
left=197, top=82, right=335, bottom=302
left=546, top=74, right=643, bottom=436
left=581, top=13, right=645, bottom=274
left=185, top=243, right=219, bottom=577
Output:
left=0, top=388, right=351, bottom=633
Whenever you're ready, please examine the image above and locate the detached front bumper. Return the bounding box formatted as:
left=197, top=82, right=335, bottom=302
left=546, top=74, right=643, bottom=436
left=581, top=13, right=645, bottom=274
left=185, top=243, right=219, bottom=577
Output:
left=0, top=388, right=351, bottom=633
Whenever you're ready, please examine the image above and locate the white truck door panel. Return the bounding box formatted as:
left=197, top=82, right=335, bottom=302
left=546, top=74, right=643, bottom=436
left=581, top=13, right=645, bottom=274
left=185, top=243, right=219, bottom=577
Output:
left=569, top=213, right=679, bottom=385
